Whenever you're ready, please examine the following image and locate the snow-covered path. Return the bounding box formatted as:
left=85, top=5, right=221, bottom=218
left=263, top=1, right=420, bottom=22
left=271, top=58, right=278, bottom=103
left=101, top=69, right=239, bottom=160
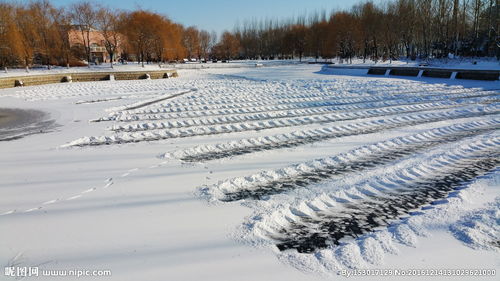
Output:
left=0, top=65, right=498, bottom=280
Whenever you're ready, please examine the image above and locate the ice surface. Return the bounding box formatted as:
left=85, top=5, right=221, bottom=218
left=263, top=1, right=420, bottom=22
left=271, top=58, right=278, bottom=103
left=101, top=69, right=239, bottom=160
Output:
left=0, top=63, right=498, bottom=281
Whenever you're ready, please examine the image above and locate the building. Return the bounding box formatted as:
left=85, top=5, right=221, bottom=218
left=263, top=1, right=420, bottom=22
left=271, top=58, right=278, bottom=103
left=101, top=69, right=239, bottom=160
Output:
left=68, top=26, right=122, bottom=64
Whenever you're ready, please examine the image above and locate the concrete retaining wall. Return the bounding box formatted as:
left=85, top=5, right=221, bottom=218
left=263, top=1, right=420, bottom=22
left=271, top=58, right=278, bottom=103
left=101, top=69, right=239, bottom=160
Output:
left=389, top=68, right=420, bottom=76
left=455, top=71, right=500, bottom=81
left=422, top=69, right=452, bottom=79
left=367, top=68, right=387, bottom=75
left=0, top=69, right=178, bottom=89
left=367, top=66, right=499, bottom=81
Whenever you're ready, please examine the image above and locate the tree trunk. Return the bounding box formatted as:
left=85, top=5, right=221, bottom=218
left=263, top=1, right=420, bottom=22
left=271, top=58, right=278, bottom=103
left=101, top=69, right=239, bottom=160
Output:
left=363, top=40, right=368, bottom=63
left=452, top=0, right=459, bottom=55
left=85, top=30, right=92, bottom=68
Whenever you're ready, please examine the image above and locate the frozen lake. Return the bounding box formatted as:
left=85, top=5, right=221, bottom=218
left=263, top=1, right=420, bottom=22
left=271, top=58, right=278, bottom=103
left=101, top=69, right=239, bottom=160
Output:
left=0, top=64, right=498, bottom=281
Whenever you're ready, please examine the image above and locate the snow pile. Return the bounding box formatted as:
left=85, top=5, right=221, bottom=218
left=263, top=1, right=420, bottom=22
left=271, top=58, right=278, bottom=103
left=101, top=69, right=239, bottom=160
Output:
left=450, top=197, right=500, bottom=251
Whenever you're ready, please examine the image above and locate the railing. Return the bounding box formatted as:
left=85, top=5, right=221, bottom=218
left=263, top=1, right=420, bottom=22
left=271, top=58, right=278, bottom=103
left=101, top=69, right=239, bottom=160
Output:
left=364, top=66, right=500, bottom=81
left=90, top=46, right=107, bottom=53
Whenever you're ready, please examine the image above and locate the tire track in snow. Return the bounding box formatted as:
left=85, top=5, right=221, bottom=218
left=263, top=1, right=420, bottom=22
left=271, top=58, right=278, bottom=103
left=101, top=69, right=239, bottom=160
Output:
left=212, top=120, right=500, bottom=202
left=10, top=79, right=192, bottom=101
left=111, top=89, right=498, bottom=122
left=62, top=102, right=499, bottom=147
left=207, top=120, right=499, bottom=202
left=274, top=157, right=498, bottom=253
left=109, top=94, right=498, bottom=132
left=126, top=87, right=495, bottom=118
left=165, top=106, right=499, bottom=162
left=253, top=135, right=499, bottom=253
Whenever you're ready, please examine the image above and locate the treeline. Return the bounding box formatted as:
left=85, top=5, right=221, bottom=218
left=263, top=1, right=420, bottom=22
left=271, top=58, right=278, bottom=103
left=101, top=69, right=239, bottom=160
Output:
left=0, top=0, right=498, bottom=69
left=231, top=0, right=499, bottom=62
left=0, top=0, right=223, bottom=68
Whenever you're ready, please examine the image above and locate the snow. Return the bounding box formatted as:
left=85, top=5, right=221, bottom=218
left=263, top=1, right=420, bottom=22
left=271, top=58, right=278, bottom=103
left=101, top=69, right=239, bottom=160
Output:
left=450, top=196, right=500, bottom=251
left=0, top=63, right=498, bottom=281
left=0, top=63, right=171, bottom=78
left=0, top=60, right=297, bottom=78
left=2, top=57, right=496, bottom=79
left=319, top=57, right=500, bottom=70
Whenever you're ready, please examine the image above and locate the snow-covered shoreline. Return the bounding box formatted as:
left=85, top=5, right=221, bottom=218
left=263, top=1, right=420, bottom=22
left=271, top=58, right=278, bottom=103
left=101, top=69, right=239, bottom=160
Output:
left=0, top=57, right=498, bottom=79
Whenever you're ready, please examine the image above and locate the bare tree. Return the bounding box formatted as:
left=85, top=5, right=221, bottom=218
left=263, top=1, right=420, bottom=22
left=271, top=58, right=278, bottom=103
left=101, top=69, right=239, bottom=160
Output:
left=452, top=0, right=460, bottom=55
left=96, top=7, right=122, bottom=68
left=70, top=1, right=98, bottom=67
left=30, top=0, right=62, bottom=69
left=183, top=26, right=200, bottom=59
left=0, top=3, right=23, bottom=70
left=209, top=31, right=218, bottom=58
left=120, top=10, right=182, bottom=66
left=51, top=7, right=72, bottom=67
left=199, top=30, right=211, bottom=60
left=214, top=31, right=239, bottom=60
left=13, top=5, right=38, bottom=68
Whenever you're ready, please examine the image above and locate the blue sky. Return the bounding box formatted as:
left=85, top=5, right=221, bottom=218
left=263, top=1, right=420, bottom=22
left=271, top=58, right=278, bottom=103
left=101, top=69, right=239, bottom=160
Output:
left=50, top=0, right=378, bottom=34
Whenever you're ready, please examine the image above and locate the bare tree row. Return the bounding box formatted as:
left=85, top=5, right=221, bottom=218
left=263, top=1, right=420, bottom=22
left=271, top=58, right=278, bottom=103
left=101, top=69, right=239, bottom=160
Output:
left=1, top=0, right=497, bottom=69
left=231, top=0, right=499, bottom=62
left=0, top=0, right=218, bottom=69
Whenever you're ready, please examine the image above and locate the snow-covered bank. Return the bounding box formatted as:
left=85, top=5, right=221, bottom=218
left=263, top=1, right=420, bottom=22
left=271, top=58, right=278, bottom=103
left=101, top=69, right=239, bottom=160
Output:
left=0, top=60, right=295, bottom=79
left=1, top=58, right=498, bottom=79
left=0, top=63, right=174, bottom=78
left=315, top=57, right=500, bottom=71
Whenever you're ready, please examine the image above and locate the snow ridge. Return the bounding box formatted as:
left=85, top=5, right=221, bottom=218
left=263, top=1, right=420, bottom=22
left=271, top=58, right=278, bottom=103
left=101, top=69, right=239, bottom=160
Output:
left=227, top=134, right=499, bottom=273
left=62, top=103, right=499, bottom=147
